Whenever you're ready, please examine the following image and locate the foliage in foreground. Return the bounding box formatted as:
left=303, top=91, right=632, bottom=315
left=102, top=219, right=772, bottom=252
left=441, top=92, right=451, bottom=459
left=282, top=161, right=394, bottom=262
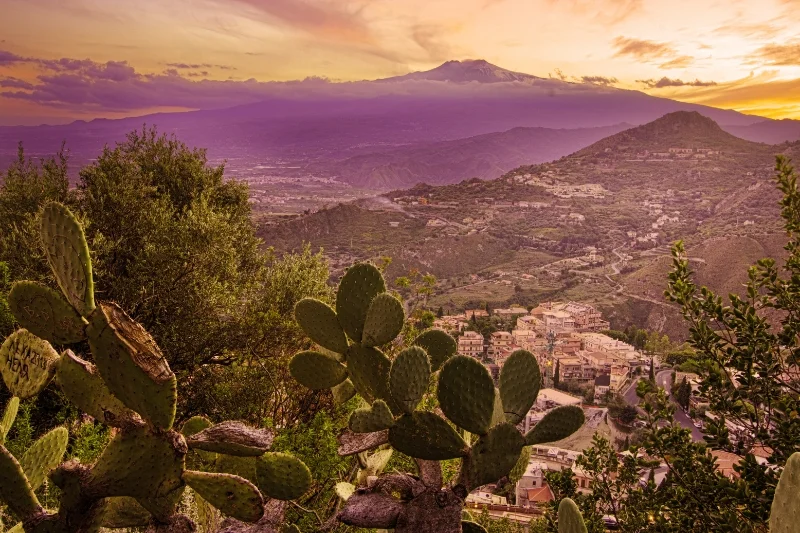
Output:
left=0, top=202, right=310, bottom=532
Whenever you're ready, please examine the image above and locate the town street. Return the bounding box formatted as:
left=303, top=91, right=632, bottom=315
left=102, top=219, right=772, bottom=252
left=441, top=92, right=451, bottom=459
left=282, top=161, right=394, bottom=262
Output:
left=622, top=372, right=704, bottom=442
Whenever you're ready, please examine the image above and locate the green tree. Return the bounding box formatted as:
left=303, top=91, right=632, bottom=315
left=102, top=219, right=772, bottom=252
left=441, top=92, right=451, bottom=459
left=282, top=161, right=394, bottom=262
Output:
left=675, top=377, right=691, bottom=410
left=0, top=262, right=14, bottom=338
left=553, top=360, right=561, bottom=387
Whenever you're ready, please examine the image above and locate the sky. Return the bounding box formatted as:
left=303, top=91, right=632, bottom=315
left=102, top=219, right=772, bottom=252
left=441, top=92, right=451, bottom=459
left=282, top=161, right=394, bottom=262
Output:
left=1, top=0, right=799, bottom=125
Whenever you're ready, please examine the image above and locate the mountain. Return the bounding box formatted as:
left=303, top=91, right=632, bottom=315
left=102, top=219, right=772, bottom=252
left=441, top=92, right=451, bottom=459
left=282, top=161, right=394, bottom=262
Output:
left=573, top=111, right=764, bottom=155
left=1, top=61, right=798, bottom=188
left=378, top=59, right=544, bottom=83
left=318, top=124, right=633, bottom=188
left=260, top=112, right=797, bottom=338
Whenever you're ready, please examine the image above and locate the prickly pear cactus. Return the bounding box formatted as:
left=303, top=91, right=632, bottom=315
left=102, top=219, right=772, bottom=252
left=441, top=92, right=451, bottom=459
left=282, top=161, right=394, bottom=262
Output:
left=770, top=452, right=800, bottom=533
left=290, top=262, right=586, bottom=533
left=558, top=497, right=588, bottom=533
left=0, top=202, right=311, bottom=533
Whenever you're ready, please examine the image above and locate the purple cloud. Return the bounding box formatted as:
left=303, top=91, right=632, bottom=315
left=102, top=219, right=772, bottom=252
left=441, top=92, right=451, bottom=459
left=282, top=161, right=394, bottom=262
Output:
left=0, top=77, right=34, bottom=89
left=166, top=62, right=237, bottom=70
left=637, top=77, right=717, bottom=88
left=0, top=50, right=27, bottom=65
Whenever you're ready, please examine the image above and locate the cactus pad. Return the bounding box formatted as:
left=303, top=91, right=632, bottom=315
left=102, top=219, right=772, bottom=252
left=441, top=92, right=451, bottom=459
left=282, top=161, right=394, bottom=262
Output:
left=0, top=329, right=59, bottom=399
left=770, top=452, right=800, bottom=533
left=215, top=454, right=258, bottom=485
left=8, top=281, right=87, bottom=344
left=464, top=422, right=525, bottom=489
left=499, top=350, right=541, bottom=425
left=40, top=202, right=95, bottom=316
left=187, top=421, right=274, bottom=457
left=289, top=350, right=348, bottom=390
left=346, top=344, right=392, bottom=403
left=413, top=329, right=457, bottom=371
left=332, top=379, right=357, bottom=405
left=361, top=293, right=405, bottom=347
left=558, top=497, right=587, bottom=533
left=294, top=298, right=349, bottom=354
left=19, top=426, right=68, bottom=491
left=181, top=416, right=213, bottom=438
left=88, top=425, right=185, bottom=509
left=1, top=396, right=19, bottom=444
left=100, top=497, right=152, bottom=528
left=525, top=405, right=585, bottom=445
left=462, top=521, right=488, bottom=533
left=87, top=302, right=177, bottom=430
left=256, top=452, right=312, bottom=501
left=183, top=470, right=264, bottom=523
left=56, top=350, right=136, bottom=425
left=437, top=355, right=495, bottom=435
left=389, top=346, right=431, bottom=414
left=0, top=445, right=39, bottom=519
left=336, top=263, right=386, bottom=342
left=349, top=400, right=395, bottom=433
left=388, top=412, right=469, bottom=460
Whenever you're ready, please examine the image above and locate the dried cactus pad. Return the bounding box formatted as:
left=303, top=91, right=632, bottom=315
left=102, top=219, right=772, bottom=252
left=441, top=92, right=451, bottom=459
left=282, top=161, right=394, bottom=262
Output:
left=499, top=350, right=541, bottom=425
left=294, top=298, right=349, bottom=354
left=349, top=399, right=395, bottom=433
left=19, top=426, right=68, bottom=491
left=388, top=411, right=469, bottom=460
left=389, top=346, right=431, bottom=414
left=56, top=350, right=136, bottom=425
left=346, top=344, right=392, bottom=404
left=770, top=452, right=800, bottom=533
left=0, top=445, right=39, bottom=519
left=413, top=329, right=457, bottom=371
left=40, top=202, right=95, bottom=317
left=87, top=302, right=177, bottom=430
left=1, top=396, right=20, bottom=444
left=465, top=422, right=525, bottom=489
left=187, top=421, right=274, bottom=457
left=558, top=497, right=587, bottom=533
left=336, top=263, right=386, bottom=342
left=0, top=329, right=58, bottom=399
left=183, top=470, right=264, bottom=523
left=525, top=405, right=585, bottom=445
left=8, top=281, right=87, bottom=344
left=437, top=355, right=495, bottom=435
left=361, top=293, right=405, bottom=347
left=256, top=452, right=312, bottom=501
left=289, top=350, right=348, bottom=390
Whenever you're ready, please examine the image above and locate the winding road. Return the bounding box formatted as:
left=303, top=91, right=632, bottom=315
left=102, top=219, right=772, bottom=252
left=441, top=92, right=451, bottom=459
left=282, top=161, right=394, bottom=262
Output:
left=623, top=371, right=704, bottom=442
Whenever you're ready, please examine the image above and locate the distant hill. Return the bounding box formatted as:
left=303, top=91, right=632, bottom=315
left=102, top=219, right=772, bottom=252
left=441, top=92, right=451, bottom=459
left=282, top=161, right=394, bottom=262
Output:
left=322, top=124, right=632, bottom=188
left=261, top=112, right=797, bottom=338
left=574, top=111, right=765, bottom=156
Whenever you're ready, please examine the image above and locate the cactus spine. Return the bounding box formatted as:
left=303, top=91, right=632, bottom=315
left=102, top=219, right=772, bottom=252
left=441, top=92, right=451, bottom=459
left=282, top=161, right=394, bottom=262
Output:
left=290, top=262, right=586, bottom=533
left=0, top=202, right=310, bottom=532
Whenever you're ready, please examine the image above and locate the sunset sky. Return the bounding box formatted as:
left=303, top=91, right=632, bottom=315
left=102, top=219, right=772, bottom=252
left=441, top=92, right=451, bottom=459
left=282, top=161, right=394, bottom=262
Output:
left=1, top=0, right=799, bottom=125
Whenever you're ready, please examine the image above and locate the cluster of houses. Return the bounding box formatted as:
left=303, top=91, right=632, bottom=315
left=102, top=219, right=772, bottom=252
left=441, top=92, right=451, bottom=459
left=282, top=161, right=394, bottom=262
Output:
left=634, top=147, right=723, bottom=160
left=436, top=302, right=645, bottom=401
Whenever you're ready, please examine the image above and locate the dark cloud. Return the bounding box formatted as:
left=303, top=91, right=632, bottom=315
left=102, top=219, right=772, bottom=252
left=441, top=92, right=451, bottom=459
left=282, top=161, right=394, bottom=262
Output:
left=753, top=41, right=800, bottom=66
left=0, top=77, right=34, bottom=89
left=637, top=77, right=717, bottom=88
left=612, top=37, right=676, bottom=60
left=0, top=51, right=611, bottom=113
left=166, top=62, right=237, bottom=70
left=0, top=50, right=27, bottom=65
left=581, top=75, right=619, bottom=86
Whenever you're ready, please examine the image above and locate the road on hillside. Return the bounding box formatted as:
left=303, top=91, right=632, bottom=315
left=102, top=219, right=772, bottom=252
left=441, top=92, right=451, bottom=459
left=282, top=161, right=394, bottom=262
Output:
left=622, top=372, right=703, bottom=442
left=656, top=370, right=704, bottom=442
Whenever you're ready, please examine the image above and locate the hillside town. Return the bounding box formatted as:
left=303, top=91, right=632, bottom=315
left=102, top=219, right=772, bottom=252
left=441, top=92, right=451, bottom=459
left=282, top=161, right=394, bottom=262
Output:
left=435, top=300, right=764, bottom=525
